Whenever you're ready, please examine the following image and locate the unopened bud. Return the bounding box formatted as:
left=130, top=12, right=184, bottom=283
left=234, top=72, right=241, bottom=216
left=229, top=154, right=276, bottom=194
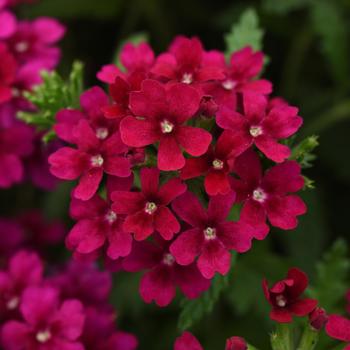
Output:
left=309, top=307, right=328, bottom=331
left=225, top=336, right=248, bottom=350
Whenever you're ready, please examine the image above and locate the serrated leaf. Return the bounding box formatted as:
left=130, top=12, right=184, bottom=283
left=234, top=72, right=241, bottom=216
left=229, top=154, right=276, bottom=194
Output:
left=312, top=239, right=350, bottom=311
left=18, top=61, right=84, bottom=142
left=177, top=254, right=237, bottom=331
left=225, top=8, right=264, bottom=55
left=310, top=0, right=349, bottom=85
left=290, top=135, right=319, bottom=168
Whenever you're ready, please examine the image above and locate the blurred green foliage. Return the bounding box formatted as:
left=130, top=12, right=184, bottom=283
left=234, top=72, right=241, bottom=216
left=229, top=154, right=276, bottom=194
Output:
left=2, top=0, right=349, bottom=348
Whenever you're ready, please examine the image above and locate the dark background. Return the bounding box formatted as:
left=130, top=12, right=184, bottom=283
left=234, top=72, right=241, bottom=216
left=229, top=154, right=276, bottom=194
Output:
left=10, top=0, right=350, bottom=348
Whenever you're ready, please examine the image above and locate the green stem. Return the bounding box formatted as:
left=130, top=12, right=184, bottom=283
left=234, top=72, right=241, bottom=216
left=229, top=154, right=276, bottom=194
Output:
left=271, top=324, right=294, bottom=350
left=297, top=326, right=319, bottom=350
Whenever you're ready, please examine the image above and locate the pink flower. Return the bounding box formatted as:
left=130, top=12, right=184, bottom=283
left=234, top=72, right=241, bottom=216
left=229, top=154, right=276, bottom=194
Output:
left=174, top=332, right=203, bottom=350
left=180, top=130, right=243, bottom=196
left=174, top=332, right=246, bottom=350
left=325, top=314, right=350, bottom=349
left=0, top=251, right=43, bottom=320
left=7, top=17, right=65, bottom=68
left=1, top=286, right=85, bottom=350
left=0, top=122, right=34, bottom=188
left=111, top=167, right=186, bottom=241
left=120, top=79, right=212, bottom=170
left=203, top=47, right=272, bottom=109
left=49, top=118, right=132, bottom=200
left=217, top=93, right=302, bottom=162
left=0, top=43, right=17, bottom=104
left=170, top=191, right=252, bottom=279
left=123, top=238, right=210, bottom=306
left=0, top=9, right=16, bottom=40
left=263, top=267, right=318, bottom=323
left=97, top=42, right=154, bottom=84
left=231, top=149, right=306, bottom=232
left=225, top=337, right=247, bottom=350
left=49, top=261, right=112, bottom=307
left=151, top=36, right=224, bottom=87
left=66, top=176, right=134, bottom=259
left=80, top=308, right=138, bottom=350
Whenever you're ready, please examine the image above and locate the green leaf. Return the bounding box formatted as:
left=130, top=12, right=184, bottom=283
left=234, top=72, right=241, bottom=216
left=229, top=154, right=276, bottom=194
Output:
left=18, top=61, right=84, bottom=141
left=311, top=239, right=350, bottom=311
left=177, top=254, right=237, bottom=331
left=290, top=135, right=319, bottom=168
left=225, top=8, right=264, bottom=55
left=262, top=0, right=310, bottom=14
left=310, top=0, right=350, bottom=85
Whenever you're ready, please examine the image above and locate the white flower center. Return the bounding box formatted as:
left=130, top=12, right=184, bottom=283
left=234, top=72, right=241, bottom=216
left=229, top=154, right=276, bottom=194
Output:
left=181, top=73, right=193, bottom=84
left=12, top=88, right=21, bottom=97
left=163, top=253, right=175, bottom=266
left=6, top=296, right=19, bottom=310
left=96, top=127, right=109, bottom=140
left=36, top=330, right=51, bottom=343
left=144, top=202, right=157, bottom=215
left=252, top=188, right=267, bottom=203
left=160, top=119, right=174, bottom=134
left=203, top=227, right=216, bottom=240
left=105, top=210, right=117, bottom=224
left=222, top=79, right=236, bottom=90
left=249, top=126, right=263, bottom=137
left=212, top=159, right=224, bottom=170
left=15, top=41, right=29, bottom=53
left=90, top=154, right=104, bottom=167
left=276, top=295, right=287, bottom=308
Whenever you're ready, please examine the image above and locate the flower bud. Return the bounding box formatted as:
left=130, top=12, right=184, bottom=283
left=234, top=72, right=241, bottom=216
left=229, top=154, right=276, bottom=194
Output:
left=309, top=307, right=328, bottom=331
left=225, top=336, right=248, bottom=350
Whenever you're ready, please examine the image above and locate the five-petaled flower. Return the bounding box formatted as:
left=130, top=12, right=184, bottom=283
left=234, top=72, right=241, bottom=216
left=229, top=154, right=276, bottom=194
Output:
left=120, top=79, right=212, bottom=171
left=112, top=167, right=186, bottom=241
left=263, top=267, right=318, bottom=323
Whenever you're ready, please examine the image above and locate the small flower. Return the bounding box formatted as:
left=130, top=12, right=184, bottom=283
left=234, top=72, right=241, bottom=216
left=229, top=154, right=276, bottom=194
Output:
left=263, top=267, right=318, bottom=323
left=231, top=149, right=306, bottom=233
left=170, top=191, right=252, bottom=279
left=325, top=314, right=350, bottom=349
left=217, top=93, right=303, bottom=163
left=151, top=36, right=224, bottom=87
left=66, top=176, right=134, bottom=259
left=1, top=286, right=85, bottom=350
left=180, top=130, right=243, bottom=195
left=111, top=167, right=186, bottom=240
left=120, top=79, right=212, bottom=170
left=49, top=119, right=132, bottom=200
left=174, top=332, right=203, bottom=350
left=123, top=238, right=210, bottom=306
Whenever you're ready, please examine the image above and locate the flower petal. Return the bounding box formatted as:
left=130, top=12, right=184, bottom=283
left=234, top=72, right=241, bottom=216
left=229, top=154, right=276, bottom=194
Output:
left=73, top=167, right=103, bottom=201
left=176, top=126, right=212, bottom=157
left=154, top=206, right=180, bottom=240
left=255, top=135, right=291, bottom=163
left=158, top=135, right=185, bottom=171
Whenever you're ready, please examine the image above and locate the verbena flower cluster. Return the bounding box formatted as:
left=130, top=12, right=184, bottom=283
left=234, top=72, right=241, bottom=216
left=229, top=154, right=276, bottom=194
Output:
left=0, top=0, right=64, bottom=189
left=0, top=250, right=138, bottom=350
left=47, top=36, right=307, bottom=307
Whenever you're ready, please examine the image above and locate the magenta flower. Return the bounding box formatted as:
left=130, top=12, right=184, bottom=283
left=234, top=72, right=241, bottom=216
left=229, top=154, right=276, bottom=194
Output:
left=326, top=314, right=350, bottom=349
left=120, top=79, right=212, bottom=170
left=49, top=260, right=112, bottom=307
left=0, top=43, right=17, bottom=104
left=263, top=267, right=318, bottom=323
left=170, top=191, right=252, bottom=279
left=80, top=308, right=138, bottom=350
left=49, top=118, right=132, bottom=200
left=0, top=251, right=43, bottom=320
left=180, top=130, right=245, bottom=196
left=7, top=17, right=65, bottom=68
left=203, top=46, right=272, bottom=109
left=217, top=93, right=303, bottom=162
left=231, top=149, right=306, bottom=232
left=0, top=122, right=34, bottom=188
left=112, top=167, right=186, bottom=241
left=123, top=238, right=210, bottom=306
left=174, top=332, right=246, bottom=350
left=1, top=286, right=85, bottom=350
left=0, top=9, right=16, bottom=40
left=151, top=36, right=224, bottom=86
left=66, top=176, right=134, bottom=259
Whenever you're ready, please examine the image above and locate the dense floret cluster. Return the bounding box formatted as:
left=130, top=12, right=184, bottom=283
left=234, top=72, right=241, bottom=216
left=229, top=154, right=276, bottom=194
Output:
left=0, top=0, right=64, bottom=189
